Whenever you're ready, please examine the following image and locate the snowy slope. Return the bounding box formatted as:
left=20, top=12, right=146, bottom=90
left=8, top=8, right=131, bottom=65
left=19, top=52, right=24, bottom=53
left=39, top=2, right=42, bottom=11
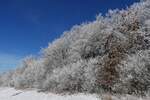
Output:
left=0, top=88, right=98, bottom=100
left=0, top=88, right=150, bottom=100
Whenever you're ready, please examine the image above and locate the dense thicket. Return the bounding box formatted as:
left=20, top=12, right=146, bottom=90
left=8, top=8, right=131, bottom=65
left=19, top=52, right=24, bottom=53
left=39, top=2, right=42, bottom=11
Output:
left=0, top=0, right=150, bottom=95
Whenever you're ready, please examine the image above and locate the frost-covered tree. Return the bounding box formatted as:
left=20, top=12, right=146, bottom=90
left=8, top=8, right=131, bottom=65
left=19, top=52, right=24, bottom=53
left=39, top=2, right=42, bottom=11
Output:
left=0, top=0, right=150, bottom=95
left=117, top=50, right=150, bottom=95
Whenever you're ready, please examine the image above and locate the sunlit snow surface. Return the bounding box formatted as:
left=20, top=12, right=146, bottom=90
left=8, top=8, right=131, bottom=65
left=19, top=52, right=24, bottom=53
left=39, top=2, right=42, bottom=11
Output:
left=0, top=88, right=98, bottom=100
left=0, top=88, right=150, bottom=100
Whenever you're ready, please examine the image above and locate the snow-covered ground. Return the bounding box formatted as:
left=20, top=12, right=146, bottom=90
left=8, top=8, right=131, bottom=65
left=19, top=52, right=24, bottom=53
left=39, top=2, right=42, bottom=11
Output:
left=0, top=87, right=150, bottom=100
left=0, top=88, right=98, bottom=100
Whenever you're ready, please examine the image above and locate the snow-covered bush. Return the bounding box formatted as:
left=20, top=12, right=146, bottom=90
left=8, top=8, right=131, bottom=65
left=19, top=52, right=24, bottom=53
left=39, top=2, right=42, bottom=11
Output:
left=116, top=50, right=150, bottom=95
left=0, top=71, right=14, bottom=87
left=42, top=58, right=99, bottom=93
left=9, top=56, right=46, bottom=89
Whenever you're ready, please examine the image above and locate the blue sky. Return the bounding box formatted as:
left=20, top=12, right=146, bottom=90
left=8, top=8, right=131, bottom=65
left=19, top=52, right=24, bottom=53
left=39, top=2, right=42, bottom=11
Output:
left=0, top=0, right=140, bottom=72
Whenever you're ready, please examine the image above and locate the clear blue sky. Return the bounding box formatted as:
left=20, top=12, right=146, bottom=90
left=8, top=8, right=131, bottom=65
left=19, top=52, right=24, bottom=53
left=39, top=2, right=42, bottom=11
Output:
left=0, top=0, right=140, bottom=72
